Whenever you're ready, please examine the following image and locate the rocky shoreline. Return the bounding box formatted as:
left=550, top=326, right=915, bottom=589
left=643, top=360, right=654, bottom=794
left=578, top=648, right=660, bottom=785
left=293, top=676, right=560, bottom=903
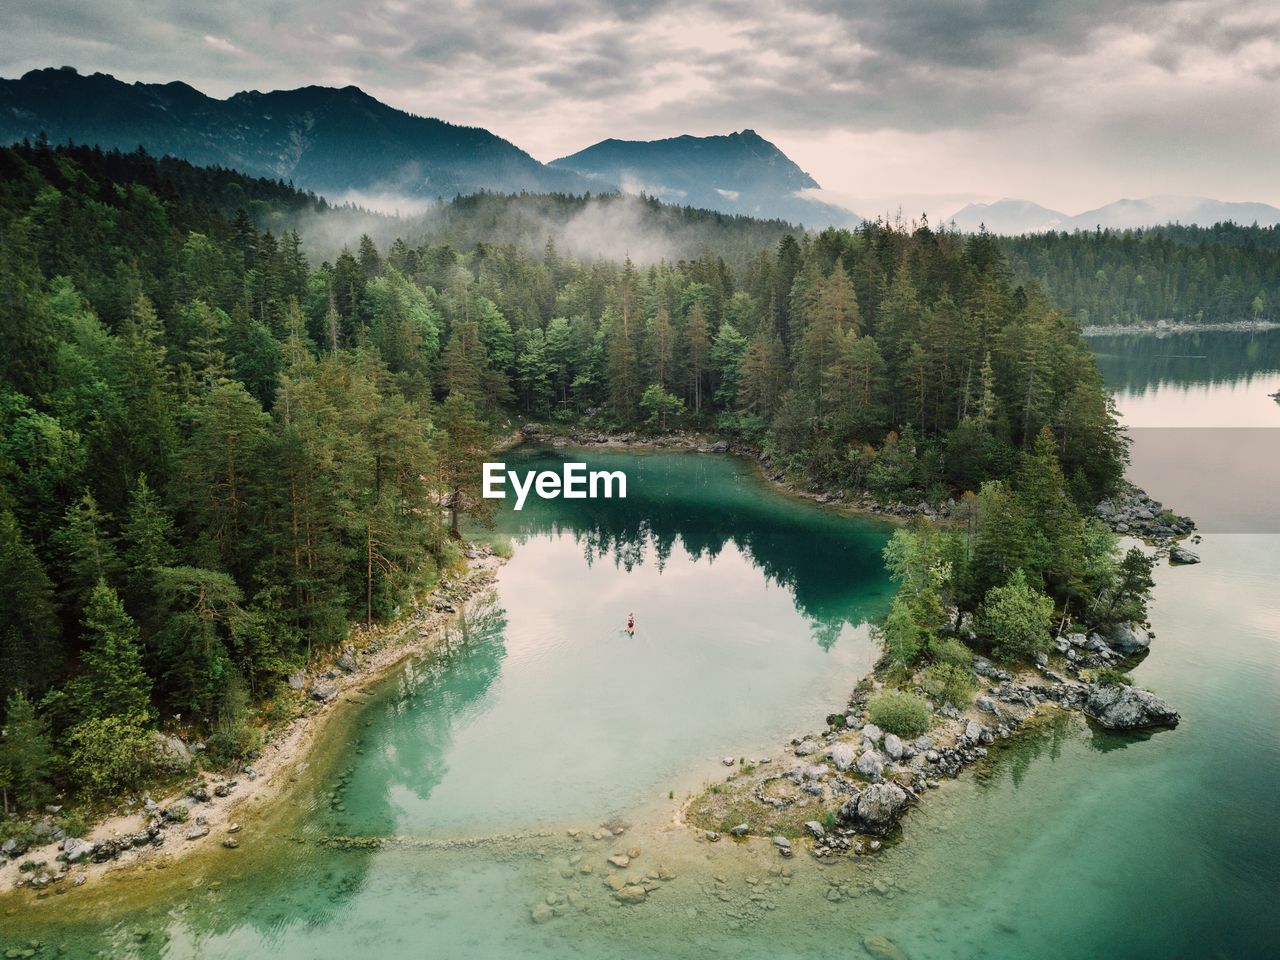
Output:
left=1081, top=319, right=1280, bottom=337
left=685, top=635, right=1180, bottom=862
left=1, top=548, right=507, bottom=900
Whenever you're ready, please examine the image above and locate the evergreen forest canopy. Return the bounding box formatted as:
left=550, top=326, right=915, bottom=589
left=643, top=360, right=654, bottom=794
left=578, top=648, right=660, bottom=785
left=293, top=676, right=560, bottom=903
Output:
left=0, top=141, right=1194, bottom=812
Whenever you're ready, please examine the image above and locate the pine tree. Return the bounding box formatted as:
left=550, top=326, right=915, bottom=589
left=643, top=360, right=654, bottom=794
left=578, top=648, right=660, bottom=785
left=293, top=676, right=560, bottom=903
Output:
left=52, top=491, right=122, bottom=612
left=684, top=303, right=710, bottom=413
left=68, top=581, right=153, bottom=723
left=0, top=508, right=60, bottom=701
left=0, top=691, right=54, bottom=812
left=436, top=392, right=491, bottom=538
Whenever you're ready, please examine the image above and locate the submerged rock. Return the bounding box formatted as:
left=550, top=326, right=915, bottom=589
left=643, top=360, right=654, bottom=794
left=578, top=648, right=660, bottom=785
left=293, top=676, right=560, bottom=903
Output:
left=1085, top=684, right=1180, bottom=730
left=863, top=934, right=909, bottom=960
left=615, top=885, right=648, bottom=904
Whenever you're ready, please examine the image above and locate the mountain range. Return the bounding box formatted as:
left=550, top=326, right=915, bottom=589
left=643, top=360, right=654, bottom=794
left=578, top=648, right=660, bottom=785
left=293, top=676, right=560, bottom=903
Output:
left=3, top=68, right=1278, bottom=234
left=946, top=196, right=1280, bottom=234
left=0, top=67, right=841, bottom=225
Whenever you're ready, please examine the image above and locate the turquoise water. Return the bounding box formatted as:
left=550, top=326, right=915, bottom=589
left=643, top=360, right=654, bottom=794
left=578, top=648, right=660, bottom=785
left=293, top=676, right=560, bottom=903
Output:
left=8, top=333, right=1280, bottom=958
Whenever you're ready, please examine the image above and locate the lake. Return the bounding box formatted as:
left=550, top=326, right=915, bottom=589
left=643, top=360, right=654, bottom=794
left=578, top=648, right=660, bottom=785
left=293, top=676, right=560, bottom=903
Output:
left=8, top=330, right=1280, bottom=959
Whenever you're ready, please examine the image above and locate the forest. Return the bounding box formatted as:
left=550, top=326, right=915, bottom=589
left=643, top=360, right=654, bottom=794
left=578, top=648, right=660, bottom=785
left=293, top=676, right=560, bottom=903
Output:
left=1001, top=224, right=1280, bottom=327
left=0, top=142, right=1158, bottom=813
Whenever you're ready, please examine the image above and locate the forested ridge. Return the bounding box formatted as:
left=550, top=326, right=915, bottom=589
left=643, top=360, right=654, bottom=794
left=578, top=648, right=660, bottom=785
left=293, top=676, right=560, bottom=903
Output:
left=1, top=142, right=1150, bottom=813
left=1000, top=224, right=1280, bottom=327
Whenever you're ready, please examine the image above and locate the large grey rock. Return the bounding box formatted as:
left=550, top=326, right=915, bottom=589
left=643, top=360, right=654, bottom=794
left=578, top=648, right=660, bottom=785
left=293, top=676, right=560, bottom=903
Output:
left=856, top=749, right=885, bottom=780
left=857, top=782, right=909, bottom=830
left=337, top=652, right=357, bottom=673
left=830, top=742, right=856, bottom=772
left=1085, top=684, right=1179, bottom=730
left=1169, top=546, right=1200, bottom=565
left=154, top=733, right=194, bottom=770
left=793, top=739, right=818, bottom=757
left=860, top=723, right=884, bottom=744
left=962, top=720, right=984, bottom=743
left=882, top=734, right=904, bottom=760
left=804, top=820, right=826, bottom=839
left=62, top=837, right=95, bottom=863
left=286, top=671, right=306, bottom=691
left=310, top=682, right=338, bottom=703
left=1108, top=624, right=1152, bottom=655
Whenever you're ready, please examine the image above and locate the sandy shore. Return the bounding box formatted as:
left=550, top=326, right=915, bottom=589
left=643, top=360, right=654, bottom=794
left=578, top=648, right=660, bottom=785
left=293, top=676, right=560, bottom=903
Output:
left=1, top=550, right=507, bottom=898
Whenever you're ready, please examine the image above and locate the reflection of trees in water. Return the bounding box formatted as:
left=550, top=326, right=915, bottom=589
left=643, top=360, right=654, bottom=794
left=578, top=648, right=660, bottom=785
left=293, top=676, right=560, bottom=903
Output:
left=986, top=709, right=1076, bottom=790
left=346, top=592, right=508, bottom=830
left=499, top=451, right=892, bottom=647
left=87, top=596, right=514, bottom=953
left=1091, top=330, right=1280, bottom=395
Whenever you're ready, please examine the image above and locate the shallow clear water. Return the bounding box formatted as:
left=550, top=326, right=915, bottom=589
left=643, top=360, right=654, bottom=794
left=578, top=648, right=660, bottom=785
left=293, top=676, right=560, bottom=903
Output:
left=9, top=332, right=1280, bottom=959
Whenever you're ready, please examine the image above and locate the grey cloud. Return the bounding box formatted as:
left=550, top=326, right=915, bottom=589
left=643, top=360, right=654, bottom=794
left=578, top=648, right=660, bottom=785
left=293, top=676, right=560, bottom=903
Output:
left=1, top=0, right=1277, bottom=207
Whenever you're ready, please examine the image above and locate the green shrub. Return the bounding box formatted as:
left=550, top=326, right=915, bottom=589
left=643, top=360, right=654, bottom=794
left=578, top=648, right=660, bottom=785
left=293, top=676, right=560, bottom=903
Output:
left=920, top=662, right=975, bottom=709
left=64, top=714, right=157, bottom=800
left=1095, top=668, right=1134, bottom=687
left=927, top=636, right=973, bottom=669
left=867, top=690, right=931, bottom=738
left=489, top=535, right=513, bottom=559
left=59, top=811, right=89, bottom=838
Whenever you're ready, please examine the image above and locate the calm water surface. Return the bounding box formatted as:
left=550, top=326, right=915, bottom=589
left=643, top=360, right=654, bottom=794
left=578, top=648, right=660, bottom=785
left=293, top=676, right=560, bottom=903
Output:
left=9, top=331, right=1280, bottom=959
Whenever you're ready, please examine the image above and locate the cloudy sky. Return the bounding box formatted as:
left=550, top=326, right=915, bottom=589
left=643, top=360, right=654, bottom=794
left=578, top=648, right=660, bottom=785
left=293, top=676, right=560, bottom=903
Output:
left=4, top=0, right=1279, bottom=215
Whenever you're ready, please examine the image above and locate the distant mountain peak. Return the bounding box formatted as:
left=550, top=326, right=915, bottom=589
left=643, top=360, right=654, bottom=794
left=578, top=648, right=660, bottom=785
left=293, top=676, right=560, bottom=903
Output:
left=550, top=129, right=850, bottom=226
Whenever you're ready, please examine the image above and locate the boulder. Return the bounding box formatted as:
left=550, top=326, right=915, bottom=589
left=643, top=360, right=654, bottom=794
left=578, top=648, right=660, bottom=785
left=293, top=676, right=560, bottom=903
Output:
left=804, top=820, right=826, bottom=839
left=962, top=720, right=984, bottom=743
left=975, top=696, right=998, bottom=714
left=62, top=837, right=95, bottom=863
left=912, top=735, right=934, bottom=752
left=729, top=824, right=749, bottom=837
left=185, top=826, right=210, bottom=841
left=857, top=782, right=909, bottom=830
left=1108, top=624, right=1151, bottom=655
left=882, top=734, right=904, bottom=760
left=337, top=652, right=357, bottom=673
left=856, top=749, right=884, bottom=780
left=286, top=671, right=306, bottom=691
left=794, top=739, right=818, bottom=757
left=830, top=742, right=856, bottom=772
left=154, top=733, right=194, bottom=770
left=861, top=723, right=884, bottom=744
left=310, top=682, right=338, bottom=703
left=1085, top=684, right=1179, bottom=730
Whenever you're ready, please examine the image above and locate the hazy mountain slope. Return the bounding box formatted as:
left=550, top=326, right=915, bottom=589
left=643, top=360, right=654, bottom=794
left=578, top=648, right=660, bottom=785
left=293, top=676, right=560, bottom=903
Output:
left=945, top=198, right=1066, bottom=234
left=1057, top=196, right=1280, bottom=231
left=0, top=67, right=592, bottom=200
left=551, top=129, right=859, bottom=227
